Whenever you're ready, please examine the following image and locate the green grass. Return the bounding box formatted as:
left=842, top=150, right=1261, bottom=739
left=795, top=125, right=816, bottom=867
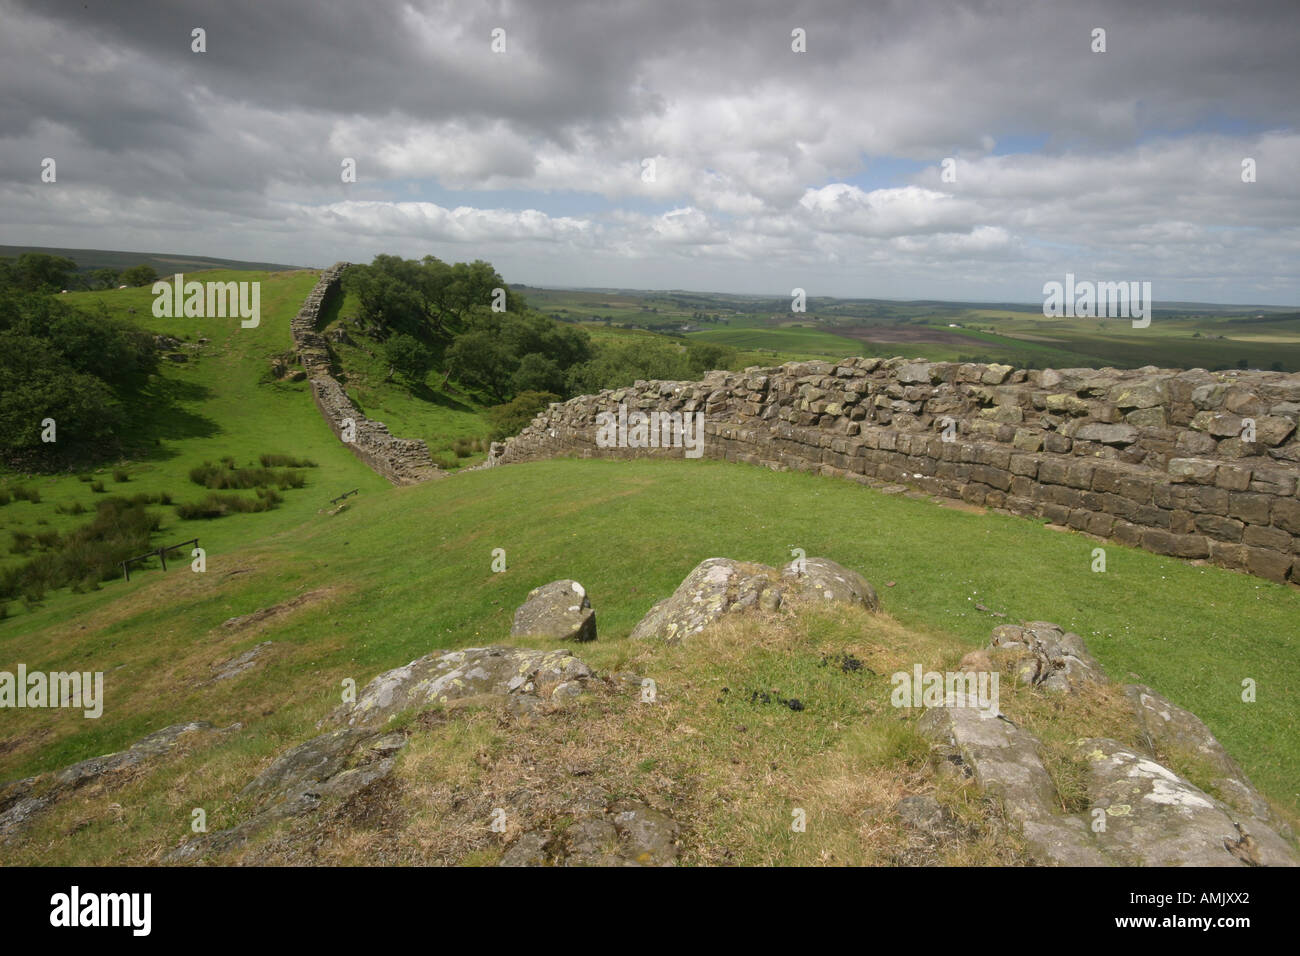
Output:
left=3, top=456, right=1297, bottom=820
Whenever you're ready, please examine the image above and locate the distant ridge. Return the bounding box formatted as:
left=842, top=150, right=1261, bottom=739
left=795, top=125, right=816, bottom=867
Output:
left=0, top=244, right=307, bottom=275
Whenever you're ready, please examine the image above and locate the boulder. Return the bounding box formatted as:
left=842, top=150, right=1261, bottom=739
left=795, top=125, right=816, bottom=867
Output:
left=783, top=556, right=879, bottom=611
left=631, top=556, right=880, bottom=643
left=511, top=579, right=596, bottom=642
left=988, top=621, right=1106, bottom=693
left=1075, top=738, right=1296, bottom=867
left=630, top=558, right=784, bottom=643
left=326, top=644, right=596, bottom=730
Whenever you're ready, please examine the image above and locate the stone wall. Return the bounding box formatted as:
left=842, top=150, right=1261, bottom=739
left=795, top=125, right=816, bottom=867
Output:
left=495, top=356, right=1300, bottom=584
left=291, top=264, right=443, bottom=485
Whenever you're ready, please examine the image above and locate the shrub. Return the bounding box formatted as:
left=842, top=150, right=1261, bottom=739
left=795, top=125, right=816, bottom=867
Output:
left=0, top=496, right=160, bottom=600
left=451, top=437, right=485, bottom=458
left=90, top=481, right=105, bottom=493
left=77, top=473, right=94, bottom=483
left=485, top=391, right=560, bottom=441
left=175, top=491, right=280, bottom=520
left=55, top=501, right=87, bottom=515
left=7, top=485, right=42, bottom=504
left=112, top=468, right=129, bottom=483
left=258, top=454, right=317, bottom=468
left=188, top=461, right=303, bottom=490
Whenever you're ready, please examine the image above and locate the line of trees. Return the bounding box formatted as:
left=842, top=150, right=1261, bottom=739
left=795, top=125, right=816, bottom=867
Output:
left=344, top=254, right=738, bottom=407
left=0, top=253, right=158, bottom=294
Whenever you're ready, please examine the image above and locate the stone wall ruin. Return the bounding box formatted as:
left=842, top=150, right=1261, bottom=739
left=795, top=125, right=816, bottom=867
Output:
left=495, top=356, right=1300, bottom=584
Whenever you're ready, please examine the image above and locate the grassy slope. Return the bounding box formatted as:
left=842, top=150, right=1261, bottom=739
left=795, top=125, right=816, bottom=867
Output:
left=2, top=274, right=1298, bottom=863
left=3, top=458, right=1297, bottom=824
left=0, top=270, right=390, bottom=614
left=317, top=290, right=491, bottom=466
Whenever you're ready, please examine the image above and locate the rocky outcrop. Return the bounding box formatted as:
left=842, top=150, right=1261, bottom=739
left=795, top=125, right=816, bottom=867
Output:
left=500, top=800, right=680, bottom=867
left=923, top=620, right=1297, bottom=866
left=988, top=621, right=1107, bottom=693
left=166, top=644, right=602, bottom=862
left=493, top=357, right=1300, bottom=585
left=290, top=265, right=442, bottom=485
left=1, top=722, right=230, bottom=843
left=324, top=645, right=596, bottom=730
left=511, top=580, right=597, bottom=642
left=630, top=555, right=879, bottom=643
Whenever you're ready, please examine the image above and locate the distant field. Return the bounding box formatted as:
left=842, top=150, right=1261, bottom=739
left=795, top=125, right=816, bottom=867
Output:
left=0, top=244, right=305, bottom=277
left=526, top=285, right=1300, bottom=371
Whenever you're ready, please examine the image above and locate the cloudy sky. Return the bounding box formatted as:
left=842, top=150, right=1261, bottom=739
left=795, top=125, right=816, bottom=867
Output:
left=3, top=0, right=1298, bottom=303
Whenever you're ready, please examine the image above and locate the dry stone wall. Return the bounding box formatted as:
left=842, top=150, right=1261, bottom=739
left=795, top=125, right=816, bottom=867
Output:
left=495, top=355, right=1300, bottom=584
left=291, top=264, right=442, bottom=485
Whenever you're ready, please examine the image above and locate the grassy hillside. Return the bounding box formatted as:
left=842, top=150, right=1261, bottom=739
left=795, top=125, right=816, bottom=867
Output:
left=315, top=289, right=492, bottom=468
left=0, top=270, right=390, bottom=611
left=3, top=457, right=1298, bottom=836
left=1, top=271, right=1297, bottom=864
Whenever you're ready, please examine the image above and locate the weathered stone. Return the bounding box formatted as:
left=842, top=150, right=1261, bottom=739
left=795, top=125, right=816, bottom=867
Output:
left=988, top=622, right=1106, bottom=693
left=325, top=645, right=595, bottom=729
left=511, top=579, right=597, bottom=642
left=1072, top=422, right=1139, bottom=446
left=1075, top=738, right=1296, bottom=867
left=783, top=556, right=880, bottom=611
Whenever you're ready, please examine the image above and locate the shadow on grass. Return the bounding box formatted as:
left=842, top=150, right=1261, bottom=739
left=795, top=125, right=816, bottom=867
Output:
left=121, top=378, right=220, bottom=461
left=408, top=382, right=476, bottom=412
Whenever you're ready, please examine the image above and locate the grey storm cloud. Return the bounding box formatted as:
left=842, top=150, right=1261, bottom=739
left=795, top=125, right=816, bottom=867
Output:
left=1, top=0, right=1297, bottom=301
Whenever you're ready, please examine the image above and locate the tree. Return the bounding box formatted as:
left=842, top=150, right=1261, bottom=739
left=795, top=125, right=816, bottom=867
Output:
left=12, top=253, right=77, bottom=293
left=510, top=353, right=564, bottom=395
left=119, top=264, right=159, bottom=287
left=445, top=331, right=518, bottom=402
left=383, top=333, right=435, bottom=384
left=89, top=268, right=121, bottom=290
left=0, top=332, right=122, bottom=464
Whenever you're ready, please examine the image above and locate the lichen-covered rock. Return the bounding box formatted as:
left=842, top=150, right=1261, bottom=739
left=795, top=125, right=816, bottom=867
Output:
left=631, top=555, right=878, bottom=643
left=783, top=556, right=879, bottom=611
left=511, top=579, right=596, bottom=642
left=919, top=626, right=1297, bottom=866
left=1123, top=684, right=1291, bottom=835
left=630, top=558, right=783, bottom=643
left=325, top=645, right=595, bottom=730
left=918, top=693, right=1106, bottom=866
left=988, top=621, right=1106, bottom=693
left=1075, top=738, right=1297, bottom=867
